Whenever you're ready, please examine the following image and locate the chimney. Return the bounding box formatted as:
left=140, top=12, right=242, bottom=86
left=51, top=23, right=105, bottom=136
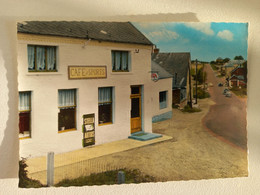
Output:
left=153, top=45, right=160, bottom=54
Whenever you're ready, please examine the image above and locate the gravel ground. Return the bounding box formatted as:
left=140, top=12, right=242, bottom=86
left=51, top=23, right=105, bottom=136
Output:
left=81, top=98, right=248, bottom=182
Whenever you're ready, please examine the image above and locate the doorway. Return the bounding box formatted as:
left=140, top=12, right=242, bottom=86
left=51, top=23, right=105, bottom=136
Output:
left=130, top=85, right=142, bottom=133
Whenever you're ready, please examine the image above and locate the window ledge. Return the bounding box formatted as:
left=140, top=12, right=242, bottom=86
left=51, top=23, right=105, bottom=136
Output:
left=26, top=72, right=62, bottom=76
left=19, top=136, right=31, bottom=140
left=110, top=72, right=133, bottom=75
left=58, top=128, right=77, bottom=133
left=98, top=122, right=113, bottom=126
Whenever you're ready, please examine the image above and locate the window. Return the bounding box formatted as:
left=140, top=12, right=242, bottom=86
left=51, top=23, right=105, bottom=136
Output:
left=112, top=51, right=130, bottom=71
left=19, top=91, right=31, bottom=138
left=159, top=91, right=167, bottom=109
left=98, top=87, right=113, bottom=125
left=28, top=45, right=57, bottom=72
left=58, top=89, right=76, bottom=132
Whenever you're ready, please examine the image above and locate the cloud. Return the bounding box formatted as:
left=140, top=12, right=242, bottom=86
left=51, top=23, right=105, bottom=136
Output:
left=217, top=30, right=234, bottom=41
left=184, top=23, right=214, bottom=35
left=145, top=29, right=179, bottom=43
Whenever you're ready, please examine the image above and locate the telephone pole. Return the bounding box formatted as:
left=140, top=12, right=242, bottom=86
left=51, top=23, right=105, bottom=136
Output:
left=195, top=59, right=198, bottom=104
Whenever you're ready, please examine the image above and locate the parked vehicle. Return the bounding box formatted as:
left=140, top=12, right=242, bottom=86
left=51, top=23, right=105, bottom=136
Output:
left=218, top=83, right=223, bottom=87
left=225, top=91, right=232, bottom=97
left=223, top=88, right=230, bottom=95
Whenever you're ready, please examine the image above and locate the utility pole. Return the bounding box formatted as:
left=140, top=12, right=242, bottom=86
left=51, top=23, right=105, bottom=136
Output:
left=203, top=63, right=205, bottom=90
left=188, top=60, right=193, bottom=109
left=195, top=59, right=198, bottom=104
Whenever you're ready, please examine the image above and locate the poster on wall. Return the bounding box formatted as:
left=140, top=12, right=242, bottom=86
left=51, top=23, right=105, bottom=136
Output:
left=17, top=21, right=248, bottom=187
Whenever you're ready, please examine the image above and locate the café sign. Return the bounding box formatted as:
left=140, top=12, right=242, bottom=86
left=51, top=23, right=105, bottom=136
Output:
left=68, top=66, right=107, bottom=79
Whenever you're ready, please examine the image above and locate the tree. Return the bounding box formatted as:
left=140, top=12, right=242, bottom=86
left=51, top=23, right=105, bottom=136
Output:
left=234, top=55, right=244, bottom=60
left=223, top=58, right=230, bottom=63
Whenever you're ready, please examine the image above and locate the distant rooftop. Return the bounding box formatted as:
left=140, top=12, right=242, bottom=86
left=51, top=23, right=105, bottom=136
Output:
left=224, top=60, right=246, bottom=67
left=17, top=21, right=153, bottom=45
left=151, top=61, right=173, bottom=80
left=152, top=52, right=190, bottom=88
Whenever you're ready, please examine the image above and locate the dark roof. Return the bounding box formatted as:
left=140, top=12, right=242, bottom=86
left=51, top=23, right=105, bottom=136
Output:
left=151, top=61, right=173, bottom=80
left=152, top=53, right=190, bottom=88
left=224, top=60, right=246, bottom=67
left=17, top=21, right=153, bottom=45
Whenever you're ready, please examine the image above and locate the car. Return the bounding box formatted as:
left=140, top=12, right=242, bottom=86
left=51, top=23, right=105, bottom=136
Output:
left=223, top=88, right=229, bottom=95
left=225, top=91, right=232, bottom=97
left=218, top=83, right=223, bottom=87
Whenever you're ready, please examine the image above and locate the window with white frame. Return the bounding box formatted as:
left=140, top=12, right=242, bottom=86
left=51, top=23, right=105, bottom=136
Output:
left=58, top=89, right=77, bottom=131
left=159, top=91, right=167, bottom=109
left=19, top=91, right=31, bottom=138
left=112, top=50, right=130, bottom=71
left=27, top=45, right=57, bottom=72
left=98, top=87, right=113, bottom=125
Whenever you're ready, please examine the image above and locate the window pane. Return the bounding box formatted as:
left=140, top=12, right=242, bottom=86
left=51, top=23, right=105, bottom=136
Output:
left=58, top=89, right=76, bottom=107
left=112, top=51, right=129, bottom=71
left=131, top=98, right=140, bottom=118
left=159, top=91, right=167, bottom=109
left=27, top=46, right=35, bottom=70
left=19, top=92, right=31, bottom=111
left=19, top=112, right=30, bottom=134
left=98, top=104, right=112, bottom=124
left=58, top=107, right=76, bottom=130
left=98, top=87, right=112, bottom=103
left=36, top=46, right=46, bottom=70
left=98, top=87, right=113, bottom=124
left=121, top=52, right=128, bottom=70
left=46, top=47, right=56, bottom=70
left=131, top=86, right=140, bottom=94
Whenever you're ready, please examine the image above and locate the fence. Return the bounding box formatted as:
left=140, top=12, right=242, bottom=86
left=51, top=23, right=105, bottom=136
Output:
left=28, top=152, right=125, bottom=186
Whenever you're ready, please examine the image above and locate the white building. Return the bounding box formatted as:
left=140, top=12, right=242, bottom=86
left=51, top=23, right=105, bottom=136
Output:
left=17, top=21, right=173, bottom=158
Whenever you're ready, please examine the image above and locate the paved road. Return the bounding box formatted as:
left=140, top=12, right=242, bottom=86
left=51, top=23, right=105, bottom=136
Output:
left=203, top=64, right=247, bottom=150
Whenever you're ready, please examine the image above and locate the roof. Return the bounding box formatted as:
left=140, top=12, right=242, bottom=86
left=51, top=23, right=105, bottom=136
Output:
left=152, top=52, right=190, bottom=88
left=17, top=21, right=153, bottom=45
left=230, top=65, right=244, bottom=75
left=224, top=60, right=246, bottom=67
left=230, top=75, right=245, bottom=80
left=151, top=61, right=173, bottom=80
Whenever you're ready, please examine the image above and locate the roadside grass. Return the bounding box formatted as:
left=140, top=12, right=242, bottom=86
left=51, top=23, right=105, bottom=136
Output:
left=193, top=87, right=210, bottom=99
left=217, top=74, right=224, bottom=78
left=230, top=87, right=247, bottom=97
left=19, top=158, right=45, bottom=188
left=210, top=64, right=219, bottom=71
left=55, top=169, right=156, bottom=187
left=182, top=105, right=201, bottom=113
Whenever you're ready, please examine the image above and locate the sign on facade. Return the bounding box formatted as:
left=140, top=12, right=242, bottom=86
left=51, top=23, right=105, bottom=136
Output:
left=68, top=66, right=107, bottom=79
left=82, top=113, right=95, bottom=147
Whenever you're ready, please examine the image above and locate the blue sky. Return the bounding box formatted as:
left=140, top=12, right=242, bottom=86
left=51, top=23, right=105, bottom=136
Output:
left=133, top=22, right=248, bottom=62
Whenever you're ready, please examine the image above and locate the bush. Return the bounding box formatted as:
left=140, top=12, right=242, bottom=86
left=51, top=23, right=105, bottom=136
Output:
left=19, top=158, right=44, bottom=188
left=193, top=87, right=210, bottom=99
left=182, top=105, right=201, bottom=113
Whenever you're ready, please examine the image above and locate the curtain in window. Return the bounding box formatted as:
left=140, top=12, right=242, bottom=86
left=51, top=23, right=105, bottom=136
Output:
left=115, top=52, right=121, bottom=70
left=47, top=47, right=55, bottom=70
left=19, top=92, right=30, bottom=111
left=27, top=46, right=35, bottom=70
left=59, top=89, right=76, bottom=107
left=36, top=46, right=46, bottom=70
left=121, top=52, right=128, bottom=70
left=98, top=87, right=112, bottom=103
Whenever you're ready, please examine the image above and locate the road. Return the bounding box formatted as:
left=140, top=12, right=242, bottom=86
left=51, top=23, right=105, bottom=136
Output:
left=203, top=64, right=247, bottom=150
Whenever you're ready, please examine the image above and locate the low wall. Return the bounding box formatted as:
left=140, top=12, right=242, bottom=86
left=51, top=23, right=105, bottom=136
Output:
left=152, top=111, right=173, bottom=123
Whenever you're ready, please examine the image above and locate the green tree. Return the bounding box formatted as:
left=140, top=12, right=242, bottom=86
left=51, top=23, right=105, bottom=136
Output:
left=223, top=58, right=230, bottom=63
left=234, top=55, right=244, bottom=60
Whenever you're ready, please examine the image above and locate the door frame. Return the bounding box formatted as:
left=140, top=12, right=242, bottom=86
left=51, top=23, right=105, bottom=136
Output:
left=130, top=85, right=143, bottom=134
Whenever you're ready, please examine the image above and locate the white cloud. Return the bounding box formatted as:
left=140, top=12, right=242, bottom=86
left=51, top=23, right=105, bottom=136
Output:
left=184, top=23, right=214, bottom=35
left=145, top=29, right=179, bottom=43
left=217, top=30, right=234, bottom=41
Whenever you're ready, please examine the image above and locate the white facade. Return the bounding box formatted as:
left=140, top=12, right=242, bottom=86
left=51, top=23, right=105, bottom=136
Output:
left=17, top=33, right=172, bottom=158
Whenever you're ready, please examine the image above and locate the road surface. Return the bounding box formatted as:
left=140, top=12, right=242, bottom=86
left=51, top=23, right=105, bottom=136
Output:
left=203, top=64, right=247, bottom=150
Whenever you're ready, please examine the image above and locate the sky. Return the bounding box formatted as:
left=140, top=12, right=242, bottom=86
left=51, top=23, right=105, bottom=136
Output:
left=133, top=22, right=248, bottom=62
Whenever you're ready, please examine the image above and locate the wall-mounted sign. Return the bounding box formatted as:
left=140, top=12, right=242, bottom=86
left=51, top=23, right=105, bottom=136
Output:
left=151, top=72, right=159, bottom=82
left=82, top=113, right=95, bottom=147
left=68, top=66, right=107, bottom=79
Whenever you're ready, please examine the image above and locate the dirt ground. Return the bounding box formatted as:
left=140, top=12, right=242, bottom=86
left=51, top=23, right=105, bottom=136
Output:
left=79, top=98, right=248, bottom=182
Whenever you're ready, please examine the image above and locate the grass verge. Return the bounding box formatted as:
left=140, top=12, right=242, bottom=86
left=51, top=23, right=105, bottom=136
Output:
left=182, top=105, right=201, bottom=113
left=230, top=87, right=247, bottom=97
left=55, top=169, right=155, bottom=187
left=193, top=87, right=210, bottom=99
